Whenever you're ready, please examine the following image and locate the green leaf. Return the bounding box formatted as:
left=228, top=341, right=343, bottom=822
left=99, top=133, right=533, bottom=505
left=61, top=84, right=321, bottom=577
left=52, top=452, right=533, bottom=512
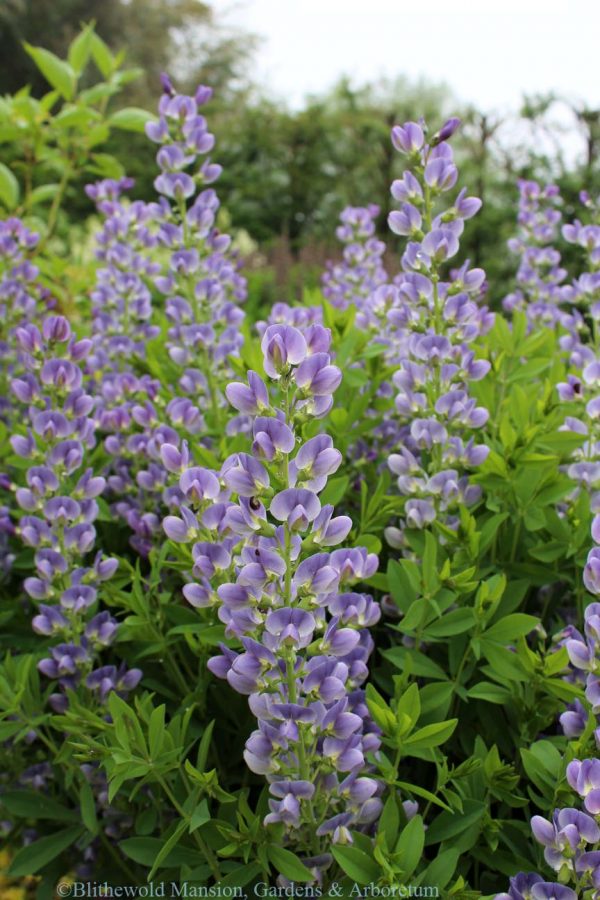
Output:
left=8, top=826, right=83, bottom=877
left=378, top=795, right=400, bottom=847
left=422, top=530, right=439, bottom=593
left=0, top=722, right=24, bottom=741
left=28, top=184, right=60, bottom=206
left=484, top=613, right=539, bottom=643
left=90, top=33, right=115, bottom=78
left=189, top=800, right=210, bottom=834
left=425, top=800, right=485, bottom=846
left=197, top=720, right=215, bottom=771
left=110, top=107, right=156, bottom=132
left=480, top=641, right=528, bottom=681
left=355, top=533, right=381, bottom=554
left=331, top=844, right=380, bottom=884
left=422, top=848, right=459, bottom=888
left=467, top=682, right=511, bottom=704
left=216, top=863, right=263, bottom=888
left=0, top=162, right=19, bottom=210
left=395, top=814, right=424, bottom=878
left=148, top=822, right=188, bottom=880
left=383, top=646, right=447, bottom=681
left=79, top=782, right=98, bottom=835
left=387, top=559, right=419, bottom=610
left=320, top=475, right=349, bottom=506
left=366, top=683, right=396, bottom=731
left=404, top=718, right=457, bottom=752
left=23, top=44, right=76, bottom=99
left=394, top=781, right=452, bottom=812
left=396, top=682, right=421, bottom=729
left=1, top=790, right=77, bottom=822
left=68, top=26, right=94, bottom=74
left=425, top=608, right=476, bottom=638
left=267, top=846, right=312, bottom=882
left=148, top=704, right=165, bottom=758
left=120, top=836, right=199, bottom=868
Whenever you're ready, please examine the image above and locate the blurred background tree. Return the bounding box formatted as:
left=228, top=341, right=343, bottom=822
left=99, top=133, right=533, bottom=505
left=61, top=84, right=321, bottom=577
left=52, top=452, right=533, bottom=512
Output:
left=0, top=0, right=255, bottom=101
left=2, top=1, right=600, bottom=308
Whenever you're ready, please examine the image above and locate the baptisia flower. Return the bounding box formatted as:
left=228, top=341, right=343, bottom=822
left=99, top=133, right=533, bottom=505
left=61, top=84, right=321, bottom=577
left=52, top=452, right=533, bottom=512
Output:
left=162, top=323, right=381, bottom=879
left=502, top=181, right=579, bottom=341
left=383, top=118, right=492, bottom=545
left=322, top=205, right=388, bottom=313
left=562, top=190, right=600, bottom=349
left=146, top=75, right=247, bottom=431
left=495, top=776, right=600, bottom=897
left=498, top=506, right=600, bottom=897
left=85, top=177, right=178, bottom=555
left=0, top=217, right=52, bottom=428
left=10, top=315, right=141, bottom=711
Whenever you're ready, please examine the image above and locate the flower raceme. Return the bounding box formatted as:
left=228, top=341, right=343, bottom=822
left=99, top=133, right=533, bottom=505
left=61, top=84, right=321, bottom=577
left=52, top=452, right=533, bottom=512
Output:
left=85, top=176, right=172, bottom=555
left=161, top=322, right=382, bottom=879
left=10, top=315, right=141, bottom=711
left=147, top=75, right=247, bottom=428
left=322, top=205, right=388, bottom=313
left=383, top=118, right=492, bottom=544
left=0, top=217, right=52, bottom=425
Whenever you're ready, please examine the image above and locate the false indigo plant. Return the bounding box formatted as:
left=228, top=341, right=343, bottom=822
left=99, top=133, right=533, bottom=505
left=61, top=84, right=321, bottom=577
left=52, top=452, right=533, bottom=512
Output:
left=86, top=176, right=161, bottom=371
left=85, top=176, right=173, bottom=554
left=495, top=517, right=600, bottom=897
left=0, top=218, right=50, bottom=424
left=502, top=179, right=591, bottom=374
left=322, top=204, right=388, bottom=314
left=384, top=119, right=493, bottom=541
left=164, top=322, right=382, bottom=883
left=148, top=75, right=247, bottom=431
left=503, top=182, right=570, bottom=320
left=9, top=315, right=141, bottom=710
left=563, top=191, right=600, bottom=353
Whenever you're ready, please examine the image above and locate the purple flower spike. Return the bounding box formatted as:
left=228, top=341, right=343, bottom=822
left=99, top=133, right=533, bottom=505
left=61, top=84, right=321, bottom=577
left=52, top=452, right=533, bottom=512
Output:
left=167, top=314, right=384, bottom=848
left=383, top=115, right=491, bottom=547
left=11, top=314, right=127, bottom=711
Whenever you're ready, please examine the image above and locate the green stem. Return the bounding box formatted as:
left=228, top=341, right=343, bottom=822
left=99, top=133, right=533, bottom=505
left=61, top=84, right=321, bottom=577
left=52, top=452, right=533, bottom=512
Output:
left=40, top=165, right=72, bottom=249
left=100, top=832, right=139, bottom=884
left=156, top=774, right=222, bottom=881
left=509, top=517, right=522, bottom=563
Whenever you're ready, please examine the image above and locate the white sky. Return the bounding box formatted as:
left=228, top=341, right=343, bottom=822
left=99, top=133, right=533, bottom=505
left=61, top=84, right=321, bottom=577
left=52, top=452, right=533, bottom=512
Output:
left=220, top=0, right=598, bottom=115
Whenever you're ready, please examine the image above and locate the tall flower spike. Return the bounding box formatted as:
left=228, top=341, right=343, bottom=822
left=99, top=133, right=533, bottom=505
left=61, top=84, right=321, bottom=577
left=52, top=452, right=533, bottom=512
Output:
left=85, top=176, right=190, bottom=556
left=0, top=217, right=51, bottom=424
left=562, top=190, right=600, bottom=365
left=147, top=77, right=247, bottom=431
left=162, top=325, right=381, bottom=882
left=384, top=118, right=492, bottom=547
left=201, top=323, right=382, bottom=882
left=10, top=315, right=141, bottom=711
left=86, top=176, right=161, bottom=372
left=322, top=205, right=388, bottom=313
left=502, top=179, right=585, bottom=366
